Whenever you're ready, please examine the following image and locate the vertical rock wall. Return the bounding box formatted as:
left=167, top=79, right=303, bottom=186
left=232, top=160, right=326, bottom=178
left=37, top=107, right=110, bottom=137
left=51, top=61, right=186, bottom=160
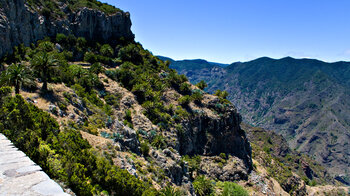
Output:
left=0, top=0, right=134, bottom=58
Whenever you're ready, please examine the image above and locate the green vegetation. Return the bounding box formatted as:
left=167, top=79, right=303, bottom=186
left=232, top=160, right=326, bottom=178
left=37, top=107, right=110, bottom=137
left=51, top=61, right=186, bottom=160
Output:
left=196, top=80, right=208, bottom=90
left=26, top=0, right=121, bottom=19
left=214, top=90, right=230, bottom=104
left=0, top=87, right=148, bottom=195
left=182, top=155, right=201, bottom=178
left=217, top=181, right=249, bottom=196
left=31, top=50, right=58, bottom=91
left=159, top=185, right=185, bottom=196
left=0, top=63, right=33, bottom=94
left=178, top=95, right=191, bottom=106
left=193, top=175, right=214, bottom=196
left=140, top=142, right=150, bottom=157
left=0, top=33, right=203, bottom=194
left=0, top=25, right=253, bottom=194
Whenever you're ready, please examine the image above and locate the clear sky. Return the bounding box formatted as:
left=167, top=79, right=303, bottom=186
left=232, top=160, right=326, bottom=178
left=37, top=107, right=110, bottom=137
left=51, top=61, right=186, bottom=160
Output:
left=103, top=0, right=350, bottom=64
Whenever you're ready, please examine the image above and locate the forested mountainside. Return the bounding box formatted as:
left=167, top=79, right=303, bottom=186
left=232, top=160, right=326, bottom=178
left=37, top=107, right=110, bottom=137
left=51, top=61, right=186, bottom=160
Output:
left=0, top=0, right=348, bottom=195
left=163, top=56, right=350, bottom=185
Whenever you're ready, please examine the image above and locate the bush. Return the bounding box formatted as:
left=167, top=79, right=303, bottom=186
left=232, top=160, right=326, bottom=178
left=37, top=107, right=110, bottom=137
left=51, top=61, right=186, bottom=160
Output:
left=182, top=155, right=201, bottom=176
left=140, top=142, right=150, bottom=157
left=214, top=90, right=230, bottom=104
left=178, top=95, right=191, bottom=106
left=151, top=135, right=167, bottom=149
left=90, top=63, right=104, bottom=74
left=193, top=176, right=214, bottom=196
left=179, top=83, right=191, bottom=94
left=221, top=182, right=249, bottom=196
left=84, top=52, right=98, bottom=64
left=100, top=44, right=114, bottom=57
left=159, top=185, right=184, bottom=196
left=0, top=91, right=149, bottom=195
left=196, top=80, right=207, bottom=90
left=191, top=90, right=203, bottom=104
left=219, top=153, right=227, bottom=160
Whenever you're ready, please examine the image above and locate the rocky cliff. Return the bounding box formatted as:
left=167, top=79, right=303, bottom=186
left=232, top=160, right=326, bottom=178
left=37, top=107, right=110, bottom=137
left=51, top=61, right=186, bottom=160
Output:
left=0, top=0, right=134, bottom=58
left=179, top=97, right=252, bottom=168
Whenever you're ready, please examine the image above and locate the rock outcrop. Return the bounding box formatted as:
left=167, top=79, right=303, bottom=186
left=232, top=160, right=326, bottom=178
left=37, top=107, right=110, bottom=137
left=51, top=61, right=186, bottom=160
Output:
left=0, top=0, right=134, bottom=58
left=179, top=96, right=253, bottom=169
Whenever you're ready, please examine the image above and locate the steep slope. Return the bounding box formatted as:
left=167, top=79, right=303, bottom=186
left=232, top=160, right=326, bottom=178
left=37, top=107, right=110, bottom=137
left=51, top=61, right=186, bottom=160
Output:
left=0, top=0, right=134, bottom=58
left=170, top=56, right=350, bottom=185
left=0, top=1, right=255, bottom=194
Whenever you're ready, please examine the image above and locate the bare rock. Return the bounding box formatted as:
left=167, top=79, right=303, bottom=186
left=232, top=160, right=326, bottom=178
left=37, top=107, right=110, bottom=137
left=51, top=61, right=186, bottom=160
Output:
left=0, top=0, right=134, bottom=58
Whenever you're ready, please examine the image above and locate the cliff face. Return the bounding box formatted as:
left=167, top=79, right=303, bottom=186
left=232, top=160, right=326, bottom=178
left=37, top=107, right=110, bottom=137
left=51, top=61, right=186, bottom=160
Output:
left=179, top=100, right=252, bottom=168
left=0, top=0, right=134, bottom=58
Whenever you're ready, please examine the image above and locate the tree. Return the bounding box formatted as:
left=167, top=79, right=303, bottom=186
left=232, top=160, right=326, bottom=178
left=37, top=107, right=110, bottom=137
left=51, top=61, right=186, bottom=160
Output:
left=31, top=52, right=58, bottom=91
left=196, top=80, right=207, bottom=90
left=0, top=63, right=33, bottom=94
left=100, top=44, right=114, bottom=57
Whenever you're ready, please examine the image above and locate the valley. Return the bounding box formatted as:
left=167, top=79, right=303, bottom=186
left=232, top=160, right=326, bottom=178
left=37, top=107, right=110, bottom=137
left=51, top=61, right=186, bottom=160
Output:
left=163, top=56, right=350, bottom=186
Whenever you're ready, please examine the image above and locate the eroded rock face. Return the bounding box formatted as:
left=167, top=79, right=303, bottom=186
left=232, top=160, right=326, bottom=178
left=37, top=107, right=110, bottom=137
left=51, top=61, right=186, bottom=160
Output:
left=113, top=120, right=140, bottom=154
left=0, top=0, right=134, bottom=58
left=281, top=175, right=307, bottom=196
left=179, top=98, right=252, bottom=170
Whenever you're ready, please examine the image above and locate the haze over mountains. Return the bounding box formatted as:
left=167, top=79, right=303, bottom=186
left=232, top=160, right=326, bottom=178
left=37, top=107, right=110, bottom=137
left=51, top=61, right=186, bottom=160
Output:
left=161, top=56, right=350, bottom=184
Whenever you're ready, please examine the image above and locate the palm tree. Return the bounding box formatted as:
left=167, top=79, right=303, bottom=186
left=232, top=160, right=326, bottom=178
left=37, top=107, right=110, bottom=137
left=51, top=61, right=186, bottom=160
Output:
left=0, top=63, right=33, bottom=94
left=31, top=52, right=58, bottom=92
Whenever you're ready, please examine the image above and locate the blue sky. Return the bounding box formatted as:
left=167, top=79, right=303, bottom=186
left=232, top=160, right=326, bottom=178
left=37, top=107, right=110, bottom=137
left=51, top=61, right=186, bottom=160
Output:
left=103, top=0, right=350, bottom=64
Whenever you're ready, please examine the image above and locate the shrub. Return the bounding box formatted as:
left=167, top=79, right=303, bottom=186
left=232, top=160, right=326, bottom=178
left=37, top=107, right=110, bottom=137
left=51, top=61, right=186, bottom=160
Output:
left=196, top=80, right=207, bottom=90
left=193, top=175, right=214, bottom=196
left=179, top=82, right=191, bottom=94
left=0, top=91, right=149, bottom=195
left=159, top=185, right=184, bottom=196
left=84, top=52, right=98, bottom=64
left=90, top=63, right=104, bottom=74
left=100, top=44, right=114, bottom=57
left=219, top=153, right=227, bottom=160
left=151, top=135, right=167, bottom=149
left=182, top=155, right=201, bottom=175
left=221, top=182, right=249, bottom=196
left=191, top=90, right=203, bottom=104
left=140, top=142, right=150, bottom=157
left=104, top=93, right=120, bottom=108
left=178, top=95, right=191, bottom=106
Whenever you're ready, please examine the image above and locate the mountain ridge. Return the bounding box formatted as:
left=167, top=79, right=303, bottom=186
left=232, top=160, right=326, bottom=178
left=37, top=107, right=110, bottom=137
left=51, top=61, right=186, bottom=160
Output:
left=169, top=55, right=350, bottom=185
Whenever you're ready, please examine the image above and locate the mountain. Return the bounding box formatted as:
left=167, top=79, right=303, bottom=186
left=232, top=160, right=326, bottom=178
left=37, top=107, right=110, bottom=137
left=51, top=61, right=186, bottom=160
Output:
left=0, top=0, right=348, bottom=195
left=170, top=56, right=350, bottom=185
left=158, top=56, right=229, bottom=71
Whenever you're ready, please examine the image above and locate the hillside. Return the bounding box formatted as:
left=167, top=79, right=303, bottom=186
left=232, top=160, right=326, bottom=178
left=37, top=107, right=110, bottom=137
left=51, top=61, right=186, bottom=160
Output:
left=0, top=0, right=348, bottom=195
left=167, top=56, right=350, bottom=185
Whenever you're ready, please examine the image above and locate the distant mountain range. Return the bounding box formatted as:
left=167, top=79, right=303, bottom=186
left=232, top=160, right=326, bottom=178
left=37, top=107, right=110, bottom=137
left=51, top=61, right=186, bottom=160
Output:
left=160, top=56, right=350, bottom=184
